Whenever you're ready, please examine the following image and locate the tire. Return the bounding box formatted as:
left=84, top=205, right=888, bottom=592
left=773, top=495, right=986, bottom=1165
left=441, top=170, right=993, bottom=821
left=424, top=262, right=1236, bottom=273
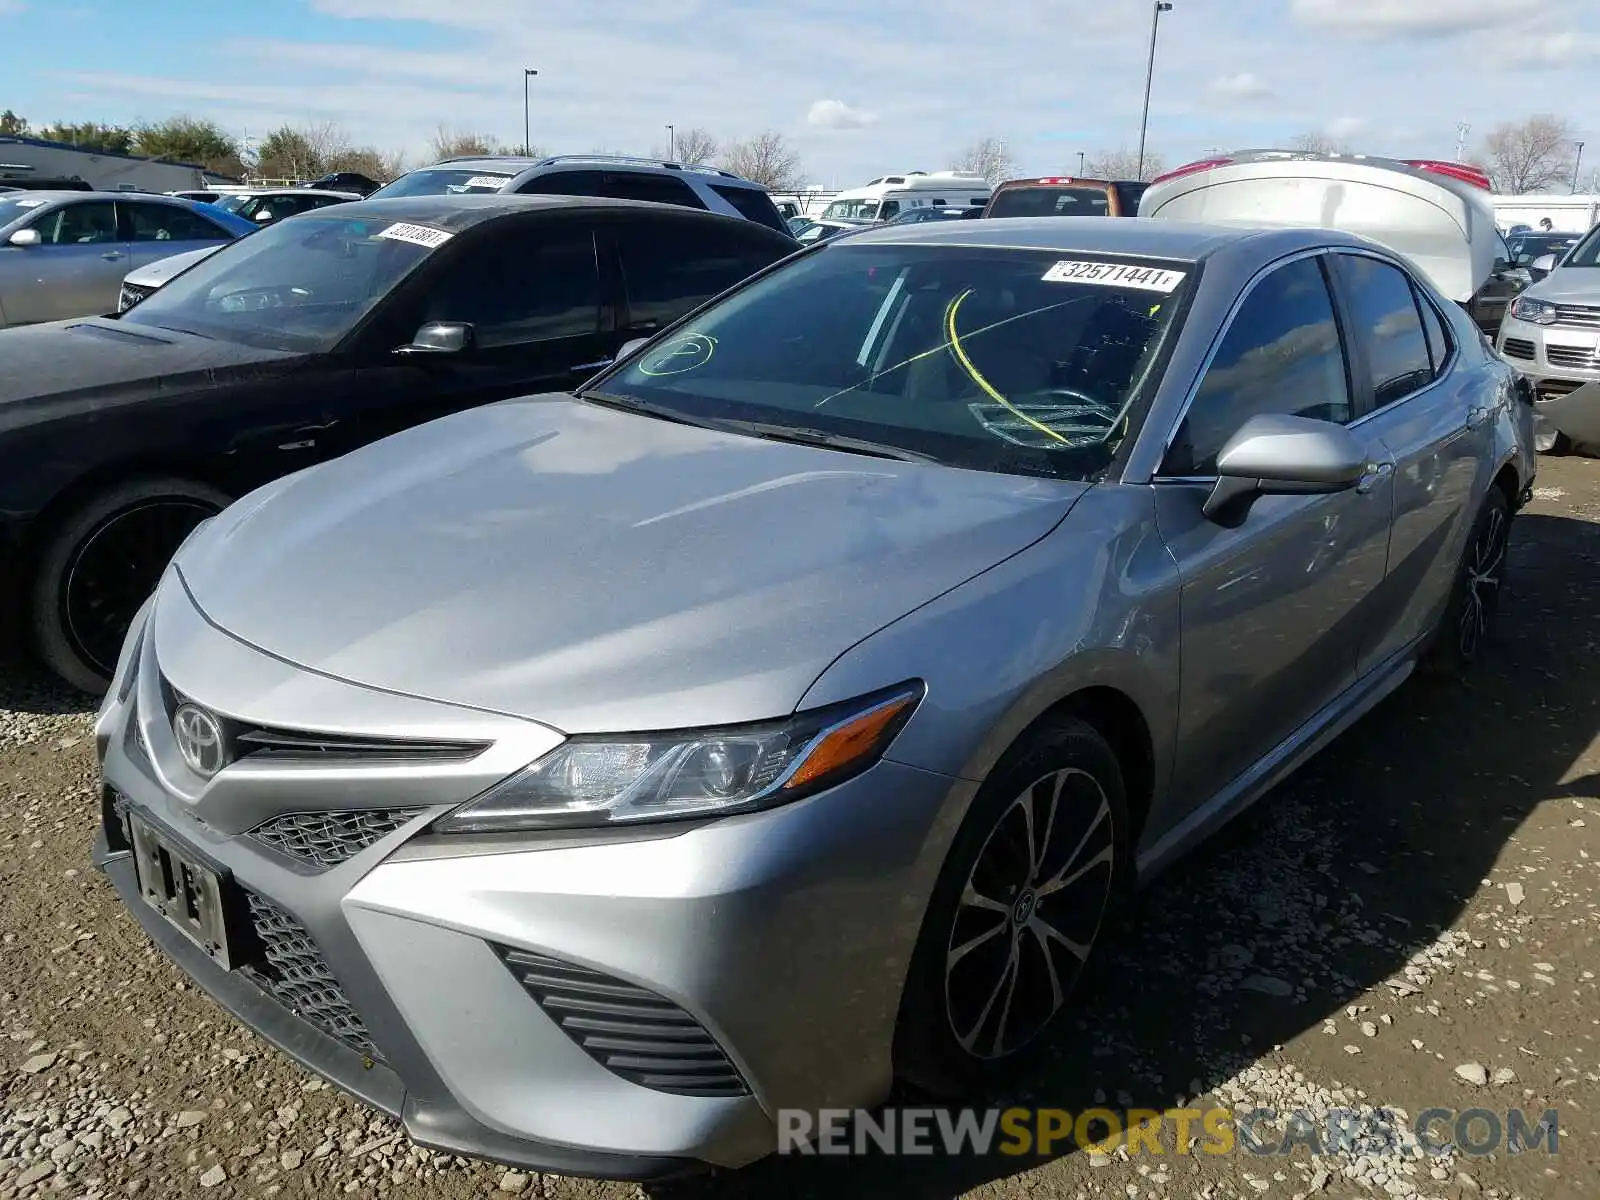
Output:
left=29, top=477, right=229, bottom=694
left=1420, top=486, right=1511, bottom=679
left=894, top=717, right=1130, bottom=1097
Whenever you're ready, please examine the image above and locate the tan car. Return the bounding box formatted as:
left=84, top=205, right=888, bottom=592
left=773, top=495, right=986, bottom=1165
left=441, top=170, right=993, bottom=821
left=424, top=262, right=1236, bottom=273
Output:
left=981, top=176, right=1148, bottom=219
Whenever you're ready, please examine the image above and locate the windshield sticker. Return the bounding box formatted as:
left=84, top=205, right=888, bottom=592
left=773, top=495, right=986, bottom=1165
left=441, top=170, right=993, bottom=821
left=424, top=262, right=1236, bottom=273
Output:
left=15, top=198, right=44, bottom=208
left=375, top=222, right=453, bottom=249
left=463, top=175, right=507, bottom=190
left=1041, top=260, right=1186, bottom=291
left=638, top=334, right=717, bottom=376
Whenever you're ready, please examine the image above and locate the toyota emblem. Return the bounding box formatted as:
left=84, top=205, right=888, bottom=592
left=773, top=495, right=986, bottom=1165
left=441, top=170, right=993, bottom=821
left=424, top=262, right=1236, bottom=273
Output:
left=173, top=704, right=226, bottom=777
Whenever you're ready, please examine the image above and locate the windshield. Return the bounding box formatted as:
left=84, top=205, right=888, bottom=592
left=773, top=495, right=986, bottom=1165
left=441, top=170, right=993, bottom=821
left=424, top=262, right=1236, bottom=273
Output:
left=369, top=168, right=512, bottom=198
left=1550, top=226, right=1598, bottom=267
left=118, top=213, right=443, bottom=352
left=214, top=195, right=249, bottom=213
left=823, top=199, right=881, bottom=220
left=595, top=244, right=1189, bottom=481
left=987, top=187, right=1112, bottom=219
left=0, top=195, right=53, bottom=228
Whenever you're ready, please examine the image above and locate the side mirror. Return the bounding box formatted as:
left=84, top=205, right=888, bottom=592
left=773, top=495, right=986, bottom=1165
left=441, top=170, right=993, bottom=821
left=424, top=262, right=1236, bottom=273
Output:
left=7, top=228, right=41, bottom=247
left=1530, top=253, right=1557, bottom=275
left=395, top=321, right=475, bottom=356
left=253, top=210, right=274, bottom=222
left=1202, top=413, right=1368, bottom=523
left=1493, top=256, right=1511, bottom=273
left=618, top=336, right=651, bottom=360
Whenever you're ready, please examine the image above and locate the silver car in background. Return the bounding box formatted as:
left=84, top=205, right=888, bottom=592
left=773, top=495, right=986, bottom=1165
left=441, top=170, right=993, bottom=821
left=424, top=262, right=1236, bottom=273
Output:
left=95, top=218, right=1534, bottom=1177
left=0, top=191, right=243, bottom=327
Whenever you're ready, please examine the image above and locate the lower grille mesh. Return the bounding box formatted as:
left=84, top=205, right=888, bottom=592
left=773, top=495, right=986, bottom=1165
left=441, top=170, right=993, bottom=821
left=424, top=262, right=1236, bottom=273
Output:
left=249, top=808, right=426, bottom=871
left=242, top=892, right=381, bottom=1060
left=496, top=947, right=748, bottom=1097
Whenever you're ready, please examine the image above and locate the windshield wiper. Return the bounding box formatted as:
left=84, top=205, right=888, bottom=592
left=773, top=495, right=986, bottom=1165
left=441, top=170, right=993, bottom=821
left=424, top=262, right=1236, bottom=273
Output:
left=704, top=418, right=940, bottom=464
left=579, top=390, right=725, bottom=431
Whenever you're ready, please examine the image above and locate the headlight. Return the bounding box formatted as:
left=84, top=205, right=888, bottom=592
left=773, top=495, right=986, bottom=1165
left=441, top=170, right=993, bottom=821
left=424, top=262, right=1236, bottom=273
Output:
left=434, top=682, right=924, bottom=834
left=1510, top=295, right=1558, bottom=325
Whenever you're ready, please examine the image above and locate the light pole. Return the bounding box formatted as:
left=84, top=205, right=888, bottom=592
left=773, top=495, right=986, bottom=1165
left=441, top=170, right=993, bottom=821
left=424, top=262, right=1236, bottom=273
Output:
left=1077, top=151, right=1086, bottom=175
left=666, top=125, right=675, bottom=161
left=522, top=68, right=538, bottom=155
left=1574, top=142, right=1586, bottom=193
left=1137, top=1, right=1173, bottom=180
left=1455, top=121, right=1470, bottom=161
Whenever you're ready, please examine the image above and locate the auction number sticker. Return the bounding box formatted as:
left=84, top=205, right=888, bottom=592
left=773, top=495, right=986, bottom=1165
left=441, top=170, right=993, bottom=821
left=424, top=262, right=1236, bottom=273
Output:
left=376, top=222, right=453, bottom=249
left=1041, top=260, right=1186, bottom=291
left=463, top=175, right=506, bottom=189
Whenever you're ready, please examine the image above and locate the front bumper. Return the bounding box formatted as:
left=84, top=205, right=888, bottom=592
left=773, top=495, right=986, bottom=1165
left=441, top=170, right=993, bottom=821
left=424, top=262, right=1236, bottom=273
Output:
left=93, top=580, right=965, bottom=1175
left=1496, top=314, right=1600, bottom=447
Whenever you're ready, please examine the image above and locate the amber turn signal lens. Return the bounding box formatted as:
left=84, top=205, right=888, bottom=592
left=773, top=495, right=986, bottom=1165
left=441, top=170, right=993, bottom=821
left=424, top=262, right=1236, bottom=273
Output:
left=782, top=693, right=918, bottom=792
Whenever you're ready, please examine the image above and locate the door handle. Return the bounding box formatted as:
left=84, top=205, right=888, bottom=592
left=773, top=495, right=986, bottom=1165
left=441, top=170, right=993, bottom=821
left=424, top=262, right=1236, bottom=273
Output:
left=1466, top=405, right=1492, bottom=430
left=570, top=358, right=613, bottom=374
left=1355, top=460, right=1394, bottom=494
left=100, top=251, right=124, bottom=261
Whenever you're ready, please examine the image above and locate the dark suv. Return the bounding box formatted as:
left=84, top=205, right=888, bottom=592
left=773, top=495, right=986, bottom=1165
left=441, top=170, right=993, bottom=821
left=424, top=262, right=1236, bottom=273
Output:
left=0, top=196, right=798, bottom=691
left=370, top=154, right=793, bottom=236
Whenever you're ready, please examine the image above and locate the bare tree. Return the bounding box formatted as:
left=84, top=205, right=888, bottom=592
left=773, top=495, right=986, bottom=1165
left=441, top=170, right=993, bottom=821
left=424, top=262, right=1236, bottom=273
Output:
left=429, top=125, right=498, bottom=161
left=653, top=126, right=718, bottom=166
left=1290, top=131, right=1351, bottom=155
left=325, top=145, right=408, bottom=181
left=1480, top=115, right=1578, bottom=193
left=950, top=137, right=1015, bottom=186
left=1084, top=147, right=1166, bottom=181
left=718, top=131, right=804, bottom=190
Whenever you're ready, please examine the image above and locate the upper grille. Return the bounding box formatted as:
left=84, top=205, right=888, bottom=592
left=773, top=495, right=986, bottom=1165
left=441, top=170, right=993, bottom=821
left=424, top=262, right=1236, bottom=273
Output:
left=118, top=282, right=154, bottom=312
left=496, top=947, right=748, bottom=1098
left=1552, top=303, right=1600, bottom=329
left=249, top=808, right=427, bottom=871
left=1500, top=337, right=1536, bottom=361
left=242, top=892, right=382, bottom=1061
left=1545, top=344, right=1600, bottom=370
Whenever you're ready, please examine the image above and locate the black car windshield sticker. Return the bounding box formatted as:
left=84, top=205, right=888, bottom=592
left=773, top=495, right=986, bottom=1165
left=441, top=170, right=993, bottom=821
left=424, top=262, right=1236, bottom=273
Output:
left=375, top=222, right=453, bottom=249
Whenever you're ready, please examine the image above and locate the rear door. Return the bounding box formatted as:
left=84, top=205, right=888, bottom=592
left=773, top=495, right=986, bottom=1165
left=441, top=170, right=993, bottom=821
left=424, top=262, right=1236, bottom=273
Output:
left=9, top=200, right=130, bottom=322
left=1328, top=251, right=1486, bottom=671
left=338, top=214, right=613, bottom=449
left=605, top=212, right=791, bottom=343
left=120, top=200, right=235, bottom=272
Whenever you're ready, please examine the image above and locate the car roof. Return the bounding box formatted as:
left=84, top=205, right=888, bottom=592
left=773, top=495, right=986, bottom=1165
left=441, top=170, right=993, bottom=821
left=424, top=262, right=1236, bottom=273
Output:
left=843, top=215, right=1342, bottom=262
left=409, top=153, right=765, bottom=189
left=310, top=193, right=788, bottom=232
left=0, top=190, right=200, bottom=204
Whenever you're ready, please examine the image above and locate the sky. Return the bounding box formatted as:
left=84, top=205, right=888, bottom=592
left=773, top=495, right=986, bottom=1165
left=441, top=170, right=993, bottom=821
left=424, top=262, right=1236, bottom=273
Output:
left=2, top=0, right=1598, bottom=188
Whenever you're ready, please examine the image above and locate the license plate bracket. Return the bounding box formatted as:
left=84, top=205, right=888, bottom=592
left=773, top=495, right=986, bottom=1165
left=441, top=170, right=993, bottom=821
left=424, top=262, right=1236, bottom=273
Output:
left=128, top=811, right=236, bottom=970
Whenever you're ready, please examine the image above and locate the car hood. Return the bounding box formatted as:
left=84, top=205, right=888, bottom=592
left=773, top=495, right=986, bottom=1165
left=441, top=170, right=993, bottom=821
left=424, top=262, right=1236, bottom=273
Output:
left=0, top=318, right=297, bottom=425
left=125, top=244, right=224, bottom=288
left=175, top=395, right=1086, bottom=732
left=1521, top=268, right=1600, bottom=306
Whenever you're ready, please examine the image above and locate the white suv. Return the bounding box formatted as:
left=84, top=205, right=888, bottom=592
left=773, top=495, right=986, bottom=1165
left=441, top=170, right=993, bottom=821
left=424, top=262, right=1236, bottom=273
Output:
left=369, top=154, right=793, bottom=236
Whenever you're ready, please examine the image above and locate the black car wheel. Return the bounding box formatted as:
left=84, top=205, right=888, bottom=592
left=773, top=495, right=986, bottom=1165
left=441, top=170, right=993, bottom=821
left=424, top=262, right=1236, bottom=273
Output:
left=895, top=717, right=1128, bottom=1095
left=30, top=478, right=229, bottom=694
left=1421, top=485, right=1511, bottom=678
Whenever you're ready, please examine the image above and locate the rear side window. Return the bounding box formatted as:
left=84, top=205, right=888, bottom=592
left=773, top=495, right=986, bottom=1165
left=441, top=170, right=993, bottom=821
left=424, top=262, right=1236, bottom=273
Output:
left=1335, top=254, right=1434, bottom=408
left=614, top=220, right=786, bottom=331
left=1413, top=285, right=1453, bottom=376
left=596, top=172, right=707, bottom=210
left=122, top=202, right=229, bottom=242
left=986, top=187, right=1110, bottom=218
left=1164, top=256, right=1352, bottom=476
left=709, top=184, right=790, bottom=233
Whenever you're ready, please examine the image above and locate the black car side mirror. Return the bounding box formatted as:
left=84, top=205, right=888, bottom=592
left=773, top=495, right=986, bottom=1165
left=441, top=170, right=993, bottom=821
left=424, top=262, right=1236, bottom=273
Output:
left=1203, top=413, right=1367, bottom=524
left=395, top=322, right=476, bottom=357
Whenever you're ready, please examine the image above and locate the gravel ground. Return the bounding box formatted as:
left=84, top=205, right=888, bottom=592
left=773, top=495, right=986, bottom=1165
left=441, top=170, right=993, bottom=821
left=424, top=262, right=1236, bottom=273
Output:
left=2, top=455, right=1598, bottom=1200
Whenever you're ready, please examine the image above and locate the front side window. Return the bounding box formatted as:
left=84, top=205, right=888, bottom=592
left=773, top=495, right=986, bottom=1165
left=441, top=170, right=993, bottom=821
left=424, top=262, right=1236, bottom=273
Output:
left=821, top=199, right=881, bottom=219
left=123, top=202, right=228, bottom=242
left=615, top=221, right=785, bottom=330
left=118, top=213, right=441, bottom=352
left=32, top=201, right=118, bottom=245
left=596, top=244, right=1190, bottom=481
left=515, top=170, right=604, bottom=197
left=1562, top=225, right=1600, bottom=268
left=1336, top=254, right=1433, bottom=408
left=1163, top=255, right=1351, bottom=477
left=420, top=227, right=600, bottom=348
left=596, top=172, right=707, bottom=210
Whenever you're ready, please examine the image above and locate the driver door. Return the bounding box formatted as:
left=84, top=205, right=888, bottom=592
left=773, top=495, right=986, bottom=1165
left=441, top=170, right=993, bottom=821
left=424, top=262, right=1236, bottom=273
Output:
left=7, top=200, right=129, bottom=323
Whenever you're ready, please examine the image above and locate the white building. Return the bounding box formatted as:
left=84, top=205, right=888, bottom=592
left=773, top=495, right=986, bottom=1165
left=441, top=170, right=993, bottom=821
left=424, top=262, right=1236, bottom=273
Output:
left=1490, top=193, right=1600, bottom=234
left=0, top=135, right=233, bottom=192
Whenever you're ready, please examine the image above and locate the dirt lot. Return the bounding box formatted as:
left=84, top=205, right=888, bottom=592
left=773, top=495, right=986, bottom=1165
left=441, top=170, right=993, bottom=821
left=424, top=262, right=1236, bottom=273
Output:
left=2, top=456, right=1598, bottom=1200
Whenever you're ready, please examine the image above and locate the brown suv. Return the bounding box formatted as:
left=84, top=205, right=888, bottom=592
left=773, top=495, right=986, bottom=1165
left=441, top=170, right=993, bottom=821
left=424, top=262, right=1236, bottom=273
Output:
left=982, top=177, right=1148, bottom=219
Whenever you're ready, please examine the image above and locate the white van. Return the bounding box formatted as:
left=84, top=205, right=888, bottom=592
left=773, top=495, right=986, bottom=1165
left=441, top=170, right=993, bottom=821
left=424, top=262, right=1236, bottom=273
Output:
left=820, top=171, right=991, bottom=222
left=1493, top=194, right=1600, bottom=236
left=1139, top=151, right=1510, bottom=325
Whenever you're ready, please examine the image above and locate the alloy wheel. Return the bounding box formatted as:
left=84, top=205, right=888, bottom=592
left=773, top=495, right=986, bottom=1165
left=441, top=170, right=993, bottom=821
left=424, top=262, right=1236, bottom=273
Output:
left=61, top=499, right=217, bottom=678
left=1457, top=503, right=1507, bottom=662
left=943, top=768, right=1116, bottom=1061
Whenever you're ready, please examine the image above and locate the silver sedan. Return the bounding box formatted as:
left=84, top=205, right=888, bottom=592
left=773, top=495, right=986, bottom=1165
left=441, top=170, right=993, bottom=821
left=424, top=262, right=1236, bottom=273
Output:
left=0, top=191, right=242, bottom=327
left=95, top=218, right=1534, bottom=1176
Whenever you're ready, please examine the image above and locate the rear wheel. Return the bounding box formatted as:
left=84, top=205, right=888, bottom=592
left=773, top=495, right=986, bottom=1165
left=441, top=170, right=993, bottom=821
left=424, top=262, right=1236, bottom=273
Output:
left=1421, top=486, right=1511, bottom=679
left=29, top=478, right=229, bottom=694
left=895, top=717, right=1128, bottom=1096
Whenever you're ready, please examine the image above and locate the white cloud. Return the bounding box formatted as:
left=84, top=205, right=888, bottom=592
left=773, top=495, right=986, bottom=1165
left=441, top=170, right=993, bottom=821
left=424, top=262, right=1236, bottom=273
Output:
left=1291, top=0, right=1524, bottom=38
left=1327, top=116, right=1368, bottom=139
left=1505, top=30, right=1600, bottom=66
left=1207, top=73, right=1271, bottom=101
left=805, top=99, right=878, bottom=131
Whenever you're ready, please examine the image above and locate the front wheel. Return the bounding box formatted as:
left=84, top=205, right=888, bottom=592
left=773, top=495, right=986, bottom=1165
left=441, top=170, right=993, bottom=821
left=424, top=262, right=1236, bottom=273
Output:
left=1421, top=486, right=1511, bottom=678
left=29, top=477, right=229, bottom=694
left=894, top=717, right=1129, bottom=1096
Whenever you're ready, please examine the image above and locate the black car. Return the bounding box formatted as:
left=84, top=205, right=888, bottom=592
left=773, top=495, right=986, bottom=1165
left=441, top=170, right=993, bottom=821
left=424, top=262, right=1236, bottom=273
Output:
left=304, top=171, right=383, bottom=197
left=0, top=195, right=797, bottom=690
